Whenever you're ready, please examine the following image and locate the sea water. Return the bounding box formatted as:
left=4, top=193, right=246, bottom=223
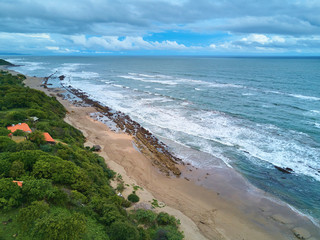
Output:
left=4, top=56, right=320, bottom=223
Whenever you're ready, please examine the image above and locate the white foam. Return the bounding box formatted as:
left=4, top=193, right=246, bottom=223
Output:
left=266, top=90, right=320, bottom=102
left=120, top=72, right=246, bottom=89
left=289, top=94, right=320, bottom=101
left=56, top=63, right=99, bottom=80
left=63, top=70, right=320, bottom=182
left=119, top=75, right=178, bottom=85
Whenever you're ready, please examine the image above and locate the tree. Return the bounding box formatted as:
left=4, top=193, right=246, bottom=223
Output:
left=128, top=193, right=140, bottom=203
left=9, top=160, right=25, bottom=178
left=29, top=130, right=46, bottom=146
left=0, top=136, right=16, bottom=152
left=0, top=178, right=22, bottom=210
left=108, top=221, right=139, bottom=240
left=154, top=226, right=184, bottom=240
left=15, top=140, right=37, bottom=151
left=132, top=209, right=157, bottom=226
left=12, top=129, right=26, bottom=136
left=32, top=209, right=87, bottom=240
left=0, top=127, right=10, bottom=136
left=156, top=212, right=179, bottom=227
left=21, top=178, right=54, bottom=203
left=18, top=200, right=50, bottom=231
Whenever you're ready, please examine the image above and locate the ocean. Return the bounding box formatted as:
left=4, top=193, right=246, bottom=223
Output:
left=4, top=56, right=320, bottom=223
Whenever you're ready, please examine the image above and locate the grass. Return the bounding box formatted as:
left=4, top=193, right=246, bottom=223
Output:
left=0, top=210, right=32, bottom=240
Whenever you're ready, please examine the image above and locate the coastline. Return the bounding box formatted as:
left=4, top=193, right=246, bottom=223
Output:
left=4, top=65, right=319, bottom=240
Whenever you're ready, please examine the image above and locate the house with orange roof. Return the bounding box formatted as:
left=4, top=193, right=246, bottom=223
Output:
left=7, top=123, right=32, bottom=133
left=12, top=180, right=23, bottom=187
left=43, top=132, right=55, bottom=144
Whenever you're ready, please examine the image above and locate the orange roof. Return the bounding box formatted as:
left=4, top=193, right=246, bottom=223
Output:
left=43, top=132, right=55, bottom=143
left=7, top=123, right=32, bottom=133
left=12, top=180, right=23, bottom=187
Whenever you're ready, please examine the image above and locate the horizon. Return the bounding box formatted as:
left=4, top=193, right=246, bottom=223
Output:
left=1, top=0, right=320, bottom=56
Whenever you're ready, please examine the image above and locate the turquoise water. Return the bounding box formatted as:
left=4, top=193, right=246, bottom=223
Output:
left=5, top=56, right=320, bottom=223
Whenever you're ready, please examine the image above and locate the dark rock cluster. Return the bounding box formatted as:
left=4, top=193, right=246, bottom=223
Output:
left=64, top=86, right=182, bottom=176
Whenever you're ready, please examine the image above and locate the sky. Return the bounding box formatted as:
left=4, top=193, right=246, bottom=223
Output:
left=0, top=0, right=320, bottom=56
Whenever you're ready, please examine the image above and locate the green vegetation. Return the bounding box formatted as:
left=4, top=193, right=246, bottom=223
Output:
left=0, top=59, right=14, bottom=66
left=130, top=209, right=183, bottom=240
left=151, top=198, right=165, bottom=208
left=128, top=193, right=140, bottom=203
left=0, top=64, right=183, bottom=240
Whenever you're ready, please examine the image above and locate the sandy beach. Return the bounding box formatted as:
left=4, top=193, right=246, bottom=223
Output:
left=4, top=65, right=318, bottom=240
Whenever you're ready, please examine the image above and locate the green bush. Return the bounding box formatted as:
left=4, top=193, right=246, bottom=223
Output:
left=0, top=136, right=16, bottom=152
left=156, top=212, right=180, bottom=227
left=128, top=193, right=140, bottom=203
left=0, top=127, right=10, bottom=136
left=0, top=178, right=22, bottom=210
left=132, top=209, right=157, bottom=226
left=29, top=130, right=46, bottom=146
left=18, top=200, right=50, bottom=231
left=15, top=140, right=37, bottom=151
left=6, top=111, right=27, bottom=121
left=108, top=221, right=139, bottom=240
left=31, top=208, right=87, bottom=240
left=9, top=160, right=25, bottom=178
left=12, top=129, right=26, bottom=136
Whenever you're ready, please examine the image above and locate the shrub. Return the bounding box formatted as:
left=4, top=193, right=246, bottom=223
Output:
left=0, top=178, right=22, bottom=210
left=12, top=129, right=26, bottom=136
left=0, top=136, right=16, bottom=152
left=32, top=208, right=87, bottom=240
left=108, top=221, right=139, bottom=240
left=16, top=140, right=37, bottom=151
left=29, top=130, right=46, bottom=146
left=6, top=111, right=27, bottom=121
left=128, top=193, right=139, bottom=203
left=132, top=209, right=157, bottom=226
left=0, top=127, right=10, bottom=136
left=18, top=200, right=50, bottom=231
left=156, top=212, right=180, bottom=227
left=9, top=160, right=25, bottom=178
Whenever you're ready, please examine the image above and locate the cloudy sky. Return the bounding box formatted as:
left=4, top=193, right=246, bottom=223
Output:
left=0, top=0, right=319, bottom=55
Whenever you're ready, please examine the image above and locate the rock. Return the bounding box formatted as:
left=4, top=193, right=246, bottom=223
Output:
left=58, top=75, right=65, bottom=80
left=271, top=214, right=292, bottom=224
left=274, top=165, right=294, bottom=174
left=64, top=85, right=182, bottom=176
left=134, top=202, right=153, bottom=211
left=92, top=145, right=102, bottom=151
left=292, top=227, right=311, bottom=239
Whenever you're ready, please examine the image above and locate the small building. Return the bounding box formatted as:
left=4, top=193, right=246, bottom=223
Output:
left=29, top=116, right=39, bottom=122
left=12, top=180, right=23, bottom=187
left=43, top=132, right=55, bottom=144
left=7, top=123, right=32, bottom=133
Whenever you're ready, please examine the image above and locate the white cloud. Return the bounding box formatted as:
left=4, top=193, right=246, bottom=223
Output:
left=240, top=34, right=287, bottom=45
left=69, top=35, right=187, bottom=51
left=46, top=46, right=59, bottom=50
left=19, top=33, right=51, bottom=39
left=242, top=34, right=269, bottom=44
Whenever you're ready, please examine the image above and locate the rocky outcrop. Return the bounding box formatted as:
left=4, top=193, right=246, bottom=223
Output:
left=62, top=86, right=182, bottom=176
left=274, top=166, right=293, bottom=174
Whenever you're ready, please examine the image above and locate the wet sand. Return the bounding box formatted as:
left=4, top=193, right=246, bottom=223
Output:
left=5, top=65, right=318, bottom=240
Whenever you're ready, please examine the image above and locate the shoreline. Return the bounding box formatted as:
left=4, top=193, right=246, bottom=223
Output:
left=4, top=65, right=319, bottom=239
